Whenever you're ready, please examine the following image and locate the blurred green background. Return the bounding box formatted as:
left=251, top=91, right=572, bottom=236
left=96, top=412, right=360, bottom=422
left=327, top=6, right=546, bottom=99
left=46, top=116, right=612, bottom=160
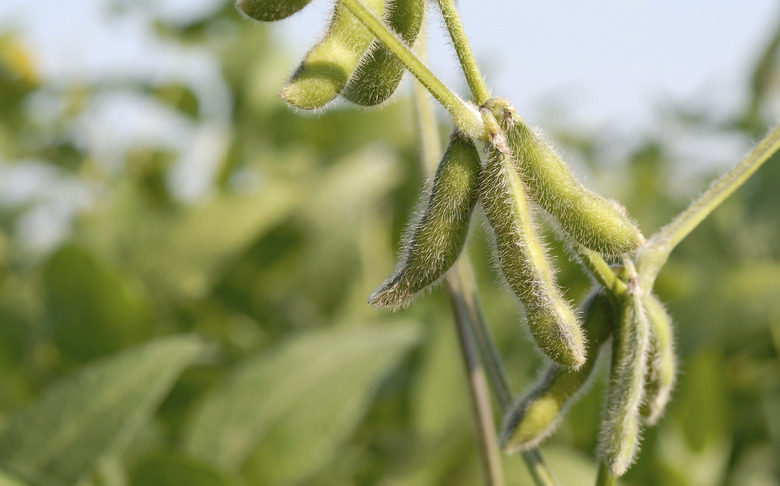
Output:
left=1, top=1, right=780, bottom=485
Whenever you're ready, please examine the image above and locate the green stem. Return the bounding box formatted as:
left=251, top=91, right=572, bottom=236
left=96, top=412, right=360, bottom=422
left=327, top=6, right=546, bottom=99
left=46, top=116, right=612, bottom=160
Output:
left=445, top=277, right=506, bottom=486
left=339, top=0, right=484, bottom=139
left=452, top=260, right=513, bottom=410
left=637, top=123, right=780, bottom=286
left=595, top=463, right=618, bottom=486
left=572, top=244, right=627, bottom=296
left=412, top=25, right=442, bottom=175
left=436, top=0, right=491, bottom=104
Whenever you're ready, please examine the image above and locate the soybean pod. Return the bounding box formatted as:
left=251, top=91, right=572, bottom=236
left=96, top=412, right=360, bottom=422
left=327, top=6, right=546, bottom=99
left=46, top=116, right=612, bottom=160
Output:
left=640, top=293, right=677, bottom=425
left=479, top=111, right=586, bottom=368
left=597, top=280, right=650, bottom=476
left=501, top=290, right=614, bottom=453
left=281, top=0, right=384, bottom=110
left=235, top=0, right=313, bottom=22
left=343, top=0, right=425, bottom=106
left=484, top=97, right=644, bottom=256
left=369, top=131, right=481, bottom=310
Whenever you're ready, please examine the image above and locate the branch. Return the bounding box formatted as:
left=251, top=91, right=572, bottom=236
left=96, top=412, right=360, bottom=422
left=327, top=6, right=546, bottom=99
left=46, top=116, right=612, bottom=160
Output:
left=436, top=0, right=491, bottom=104
left=637, top=124, right=780, bottom=285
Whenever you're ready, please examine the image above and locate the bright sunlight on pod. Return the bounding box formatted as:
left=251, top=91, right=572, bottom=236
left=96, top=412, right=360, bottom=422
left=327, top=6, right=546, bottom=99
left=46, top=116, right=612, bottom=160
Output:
left=479, top=110, right=586, bottom=369
left=281, top=0, right=384, bottom=109
left=343, top=0, right=425, bottom=106
left=501, top=290, right=614, bottom=452
left=480, top=96, right=645, bottom=257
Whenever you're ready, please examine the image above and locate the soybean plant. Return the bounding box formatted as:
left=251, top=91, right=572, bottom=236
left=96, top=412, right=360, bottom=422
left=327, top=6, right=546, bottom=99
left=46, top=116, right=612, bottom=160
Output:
left=236, top=0, right=780, bottom=484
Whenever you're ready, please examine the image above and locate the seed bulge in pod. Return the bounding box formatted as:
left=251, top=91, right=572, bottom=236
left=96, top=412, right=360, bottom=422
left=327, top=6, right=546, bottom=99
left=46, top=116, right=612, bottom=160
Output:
left=496, top=104, right=644, bottom=256
left=235, top=0, right=313, bottom=22
left=479, top=113, right=585, bottom=368
left=501, top=290, right=614, bottom=452
left=281, top=0, right=384, bottom=110
left=369, top=131, right=481, bottom=310
left=343, top=0, right=425, bottom=106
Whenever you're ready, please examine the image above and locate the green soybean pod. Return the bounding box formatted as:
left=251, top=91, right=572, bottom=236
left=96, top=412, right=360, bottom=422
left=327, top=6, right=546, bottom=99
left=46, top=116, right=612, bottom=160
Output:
left=479, top=115, right=586, bottom=368
left=343, top=0, right=425, bottom=106
left=597, top=288, right=650, bottom=476
left=497, top=105, right=644, bottom=256
left=640, top=293, right=677, bottom=425
left=281, top=0, right=384, bottom=110
left=235, top=0, right=313, bottom=22
left=501, top=290, right=614, bottom=453
left=369, top=131, right=481, bottom=310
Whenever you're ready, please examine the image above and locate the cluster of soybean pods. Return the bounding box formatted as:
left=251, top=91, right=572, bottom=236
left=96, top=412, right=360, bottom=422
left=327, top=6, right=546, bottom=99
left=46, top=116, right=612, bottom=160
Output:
left=237, top=0, right=676, bottom=477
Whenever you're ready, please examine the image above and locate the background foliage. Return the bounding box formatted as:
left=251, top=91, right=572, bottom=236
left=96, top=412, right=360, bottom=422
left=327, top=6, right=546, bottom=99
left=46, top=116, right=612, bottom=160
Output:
left=1, top=2, right=779, bottom=485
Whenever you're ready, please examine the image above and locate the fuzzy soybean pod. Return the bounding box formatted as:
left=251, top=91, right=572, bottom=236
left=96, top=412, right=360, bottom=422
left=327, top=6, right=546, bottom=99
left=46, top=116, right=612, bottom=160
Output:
left=281, top=0, right=384, bottom=110
left=369, top=131, right=481, bottom=310
left=492, top=102, right=644, bottom=256
left=479, top=115, right=586, bottom=368
left=501, top=290, right=614, bottom=453
left=235, top=0, right=313, bottom=22
left=597, top=287, right=650, bottom=476
left=343, top=0, right=425, bottom=106
left=640, top=293, right=677, bottom=425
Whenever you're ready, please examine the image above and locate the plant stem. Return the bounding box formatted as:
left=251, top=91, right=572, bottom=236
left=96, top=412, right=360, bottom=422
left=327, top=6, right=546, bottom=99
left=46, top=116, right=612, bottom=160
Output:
left=595, top=463, right=618, bottom=486
left=412, top=26, right=442, bottom=175
left=572, top=244, right=627, bottom=296
left=339, top=0, right=485, bottom=139
left=436, top=0, right=490, bottom=104
left=451, top=260, right=512, bottom=410
left=445, top=277, right=506, bottom=486
left=637, top=123, right=780, bottom=286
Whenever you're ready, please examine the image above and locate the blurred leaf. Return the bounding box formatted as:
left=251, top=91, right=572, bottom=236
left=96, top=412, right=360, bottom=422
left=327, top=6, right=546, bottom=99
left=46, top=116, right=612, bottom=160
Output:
left=130, top=454, right=233, bottom=486
left=655, top=351, right=732, bottom=486
left=184, top=323, right=420, bottom=484
left=83, top=181, right=298, bottom=299
left=148, top=85, right=199, bottom=119
left=0, top=470, right=29, bottom=486
left=43, top=244, right=151, bottom=363
left=411, top=321, right=468, bottom=441
left=0, top=335, right=204, bottom=486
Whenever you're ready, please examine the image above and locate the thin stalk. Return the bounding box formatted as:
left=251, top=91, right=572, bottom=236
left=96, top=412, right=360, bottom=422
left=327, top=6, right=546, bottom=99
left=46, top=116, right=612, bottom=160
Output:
left=339, top=0, right=485, bottom=139
left=595, top=463, right=618, bottom=486
left=452, top=260, right=512, bottom=410
left=572, top=244, right=627, bottom=296
left=412, top=25, right=442, bottom=175
left=445, top=277, right=506, bottom=486
left=436, top=0, right=490, bottom=104
left=637, top=123, right=780, bottom=286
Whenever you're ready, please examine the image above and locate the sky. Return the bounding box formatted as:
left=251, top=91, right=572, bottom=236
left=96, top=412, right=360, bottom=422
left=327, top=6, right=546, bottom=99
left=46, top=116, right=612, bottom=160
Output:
left=1, top=0, right=777, bottom=128
left=276, top=0, right=779, bottom=129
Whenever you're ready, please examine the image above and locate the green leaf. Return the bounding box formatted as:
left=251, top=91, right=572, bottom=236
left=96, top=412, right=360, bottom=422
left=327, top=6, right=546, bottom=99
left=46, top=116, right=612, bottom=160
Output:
left=43, top=244, right=151, bottom=363
left=0, top=470, right=30, bottom=486
left=0, top=335, right=204, bottom=486
left=130, top=454, right=234, bottom=486
left=84, top=181, right=298, bottom=299
left=184, top=323, right=420, bottom=484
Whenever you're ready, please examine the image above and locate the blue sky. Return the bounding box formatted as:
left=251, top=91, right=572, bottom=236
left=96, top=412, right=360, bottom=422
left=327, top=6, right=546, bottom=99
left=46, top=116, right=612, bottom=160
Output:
left=276, top=0, right=778, bottom=129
